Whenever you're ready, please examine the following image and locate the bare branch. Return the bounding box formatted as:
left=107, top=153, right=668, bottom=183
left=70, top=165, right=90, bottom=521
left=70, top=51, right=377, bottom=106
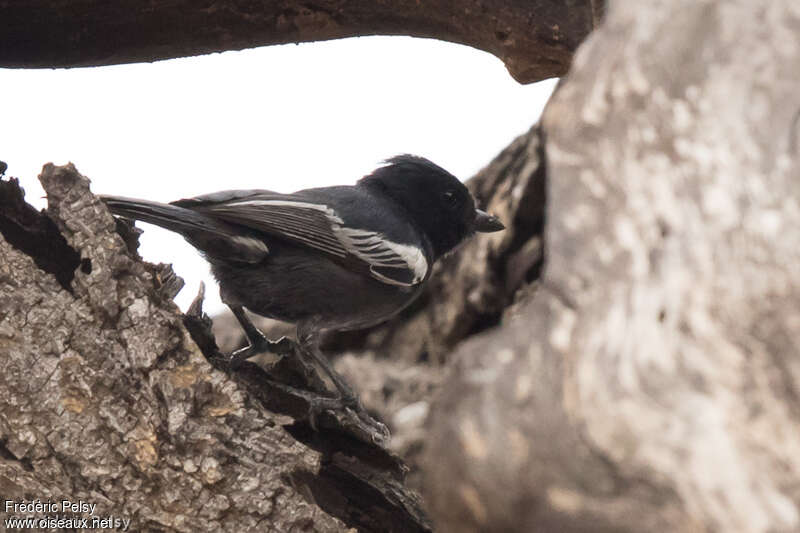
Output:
left=0, top=0, right=601, bottom=83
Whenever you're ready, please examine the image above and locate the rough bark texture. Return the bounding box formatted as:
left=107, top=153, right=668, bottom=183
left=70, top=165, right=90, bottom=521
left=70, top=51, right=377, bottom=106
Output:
left=0, top=0, right=602, bottom=83
left=0, top=166, right=430, bottom=532
left=423, top=1, right=800, bottom=532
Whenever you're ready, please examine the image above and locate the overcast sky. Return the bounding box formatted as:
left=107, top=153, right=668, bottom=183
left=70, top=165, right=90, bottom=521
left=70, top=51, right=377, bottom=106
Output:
left=2, top=36, right=556, bottom=315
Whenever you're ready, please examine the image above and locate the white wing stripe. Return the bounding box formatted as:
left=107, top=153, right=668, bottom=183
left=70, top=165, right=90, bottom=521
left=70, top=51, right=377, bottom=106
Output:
left=359, top=249, right=398, bottom=258
left=342, top=229, right=374, bottom=237
left=212, top=199, right=347, bottom=256
left=229, top=199, right=344, bottom=222
left=215, top=198, right=428, bottom=286
left=354, top=242, right=386, bottom=252
left=333, top=225, right=428, bottom=285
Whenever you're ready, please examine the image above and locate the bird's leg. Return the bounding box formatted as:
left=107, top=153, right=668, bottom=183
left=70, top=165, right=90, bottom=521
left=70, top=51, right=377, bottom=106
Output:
left=299, top=336, right=360, bottom=408
left=225, top=313, right=389, bottom=443
left=295, top=322, right=388, bottom=441
left=229, top=306, right=294, bottom=363
left=299, top=343, right=388, bottom=441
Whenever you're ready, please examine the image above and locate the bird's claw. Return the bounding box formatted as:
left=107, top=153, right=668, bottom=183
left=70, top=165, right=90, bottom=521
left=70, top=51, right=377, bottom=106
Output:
left=306, top=394, right=361, bottom=429
left=306, top=394, right=390, bottom=445
left=364, top=416, right=390, bottom=446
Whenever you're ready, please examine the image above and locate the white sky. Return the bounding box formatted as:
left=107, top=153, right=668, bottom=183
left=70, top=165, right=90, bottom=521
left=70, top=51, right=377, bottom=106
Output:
left=1, top=36, right=556, bottom=315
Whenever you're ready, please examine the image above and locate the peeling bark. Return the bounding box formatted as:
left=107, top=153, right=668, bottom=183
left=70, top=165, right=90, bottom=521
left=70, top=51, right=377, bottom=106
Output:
left=422, top=1, right=800, bottom=532
left=0, top=0, right=601, bottom=83
left=0, top=166, right=429, bottom=532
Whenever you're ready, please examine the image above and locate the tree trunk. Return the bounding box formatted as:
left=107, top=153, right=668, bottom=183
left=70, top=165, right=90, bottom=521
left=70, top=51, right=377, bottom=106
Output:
left=422, top=1, right=800, bottom=532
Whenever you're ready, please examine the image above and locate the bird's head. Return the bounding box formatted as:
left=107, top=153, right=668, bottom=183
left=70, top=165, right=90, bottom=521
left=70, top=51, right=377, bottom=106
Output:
left=359, top=155, right=504, bottom=259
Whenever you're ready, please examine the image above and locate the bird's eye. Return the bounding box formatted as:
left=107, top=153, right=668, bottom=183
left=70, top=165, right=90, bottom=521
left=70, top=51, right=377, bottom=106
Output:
left=443, top=190, right=459, bottom=208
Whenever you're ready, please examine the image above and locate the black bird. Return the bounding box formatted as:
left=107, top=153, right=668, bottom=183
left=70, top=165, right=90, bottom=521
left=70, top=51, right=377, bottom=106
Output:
left=101, top=155, right=504, bottom=432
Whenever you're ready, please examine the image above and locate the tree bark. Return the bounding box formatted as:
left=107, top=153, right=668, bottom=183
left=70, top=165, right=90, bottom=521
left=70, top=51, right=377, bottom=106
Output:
left=0, top=166, right=430, bottom=532
left=422, top=1, right=800, bottom=532
left=0, top=0, right=602, bottom=83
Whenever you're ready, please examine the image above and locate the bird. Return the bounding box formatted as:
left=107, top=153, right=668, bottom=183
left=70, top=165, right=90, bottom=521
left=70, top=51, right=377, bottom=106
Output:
left=101, top=155, right=504, bottom=434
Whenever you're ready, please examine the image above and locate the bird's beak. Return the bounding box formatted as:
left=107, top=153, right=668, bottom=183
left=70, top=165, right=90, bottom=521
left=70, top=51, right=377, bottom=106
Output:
left=473, top=209, right=505, bottom=232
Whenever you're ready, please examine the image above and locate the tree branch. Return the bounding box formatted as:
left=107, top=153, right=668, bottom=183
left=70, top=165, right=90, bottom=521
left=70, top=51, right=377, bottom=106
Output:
left=0, top=0, right=601, bottom=83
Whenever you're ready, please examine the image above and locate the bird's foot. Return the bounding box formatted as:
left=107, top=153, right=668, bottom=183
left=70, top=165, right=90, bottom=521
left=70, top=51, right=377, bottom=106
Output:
left=307, top=392, right=390, bottom=445
left=230, top=335, right=296, bottom=366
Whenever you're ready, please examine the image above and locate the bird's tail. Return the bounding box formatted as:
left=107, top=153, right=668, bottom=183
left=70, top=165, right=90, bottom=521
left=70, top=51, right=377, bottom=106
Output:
left=100, top=195, right=228, bottom=237
left=100, top=195, right=268, bottom=263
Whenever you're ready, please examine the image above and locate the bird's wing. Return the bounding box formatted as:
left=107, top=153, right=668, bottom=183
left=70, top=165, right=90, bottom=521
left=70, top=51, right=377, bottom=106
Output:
left=173, top=190, right=428, bottom=287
